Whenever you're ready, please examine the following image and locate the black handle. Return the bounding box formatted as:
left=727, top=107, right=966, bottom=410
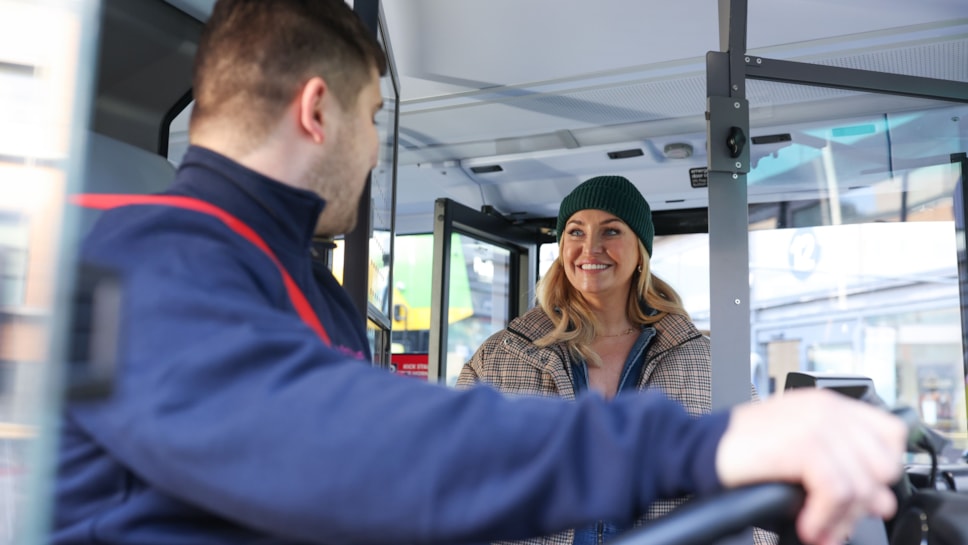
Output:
left=726, top=126, right=747, bottom=158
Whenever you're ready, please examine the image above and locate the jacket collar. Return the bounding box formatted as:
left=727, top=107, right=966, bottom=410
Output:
left=170, top=146, right=326, bottom=256
left=505, top=306, right=703, bottom=396
left=504, top=308, right=577, bottom=399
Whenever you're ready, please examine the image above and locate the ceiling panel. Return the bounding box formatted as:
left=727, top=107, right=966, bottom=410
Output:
left=156, top=0, right=968, bottom=234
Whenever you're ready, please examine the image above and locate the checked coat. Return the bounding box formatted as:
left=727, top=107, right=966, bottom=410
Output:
left=457, top=306, right=775, bottom=545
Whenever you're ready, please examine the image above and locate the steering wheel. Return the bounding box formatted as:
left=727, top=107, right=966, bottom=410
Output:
left=608, top=376, right=967, bottom=545
left=609, top=483, right=805, bottom=545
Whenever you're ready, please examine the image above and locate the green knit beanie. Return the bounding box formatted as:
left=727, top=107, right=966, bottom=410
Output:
left=556, top=175, right=654, bottom=256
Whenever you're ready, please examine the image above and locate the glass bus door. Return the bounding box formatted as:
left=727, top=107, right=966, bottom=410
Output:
left=428, top=198, right=547, bottom=386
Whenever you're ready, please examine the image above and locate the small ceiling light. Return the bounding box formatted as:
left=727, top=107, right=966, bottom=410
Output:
left=663, top=142, right=693, bottom=159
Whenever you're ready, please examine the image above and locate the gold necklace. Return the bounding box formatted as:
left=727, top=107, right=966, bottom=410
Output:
left=596, top=327, right=636, bottom=338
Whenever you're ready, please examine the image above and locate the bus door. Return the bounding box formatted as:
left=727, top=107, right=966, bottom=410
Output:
left=427, top=198, right=547, bottom=386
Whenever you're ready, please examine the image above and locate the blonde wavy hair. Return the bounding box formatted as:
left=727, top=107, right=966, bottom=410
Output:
left=534, top=239, right=688, bottom=367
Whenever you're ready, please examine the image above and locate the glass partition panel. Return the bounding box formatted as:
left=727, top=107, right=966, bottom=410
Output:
left=367, top=18, right=398, bottom=324
left=393, top=232, right=515, bottom=386
left=443, top=233, right=511, bottom=387
left=0, top=0, right=100, bottom=542
left=393, top=232, right=511, bottom=369
left=747, top=84, right=968, bottom=449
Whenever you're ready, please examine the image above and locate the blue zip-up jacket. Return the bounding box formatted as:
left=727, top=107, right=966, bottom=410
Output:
left=52, top=146, right=730, bottom=545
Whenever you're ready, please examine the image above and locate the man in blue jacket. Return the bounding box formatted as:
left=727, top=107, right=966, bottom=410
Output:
left=52, top=2, right=906, bottom=545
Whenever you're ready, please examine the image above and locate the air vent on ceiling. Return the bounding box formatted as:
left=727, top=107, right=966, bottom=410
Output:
left=606, top=148, right=644, bottom=160
left=751, top=133, right=792, bottom=145
left=470, top=164, right=504, bottom=174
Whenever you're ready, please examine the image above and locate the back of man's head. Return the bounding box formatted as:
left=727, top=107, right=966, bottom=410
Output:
left=190, top=0, right=387, bottom=147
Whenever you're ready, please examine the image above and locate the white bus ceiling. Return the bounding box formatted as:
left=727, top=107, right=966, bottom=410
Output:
left=163, top=0, right=968, bottom=234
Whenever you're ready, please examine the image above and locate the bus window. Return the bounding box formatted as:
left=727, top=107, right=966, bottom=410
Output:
left=166, top=100, right=192, bottom=167
left=390, top=233, right=512, bottom=385
left=746, top=87, right=968, bottom=448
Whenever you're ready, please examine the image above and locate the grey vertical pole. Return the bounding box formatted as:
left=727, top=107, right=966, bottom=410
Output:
left=708, top=0, right=753, bottom=412
left=707, top=6, right=759, bottom=531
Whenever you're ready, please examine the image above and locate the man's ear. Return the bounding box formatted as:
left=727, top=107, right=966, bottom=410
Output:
left=298, top=77, right=328, bottom=145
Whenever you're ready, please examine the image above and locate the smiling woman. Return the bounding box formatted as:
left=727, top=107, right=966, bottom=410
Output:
left=457, top=175, right=776, bottom=545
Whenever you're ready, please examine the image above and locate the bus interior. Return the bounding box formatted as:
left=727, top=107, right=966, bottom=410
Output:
left=1, top=0, right=967, bottom=542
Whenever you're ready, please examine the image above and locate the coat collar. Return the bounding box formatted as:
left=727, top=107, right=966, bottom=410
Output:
left=504, top=308, right=577, bottom=399
left=503, top=306, right=704, bottom=397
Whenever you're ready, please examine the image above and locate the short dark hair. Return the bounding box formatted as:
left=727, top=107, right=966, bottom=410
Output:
left=191, top=0, right=387, bottom=139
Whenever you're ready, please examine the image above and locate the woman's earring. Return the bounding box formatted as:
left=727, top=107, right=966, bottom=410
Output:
left=637, top=265, right=642, bottom=273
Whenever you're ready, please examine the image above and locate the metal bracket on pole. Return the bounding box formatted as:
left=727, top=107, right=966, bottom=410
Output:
left=707, top=96, right=750, bottom=175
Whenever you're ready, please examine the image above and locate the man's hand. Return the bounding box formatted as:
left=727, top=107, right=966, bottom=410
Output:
left=716, top=389, right=907, bottom=545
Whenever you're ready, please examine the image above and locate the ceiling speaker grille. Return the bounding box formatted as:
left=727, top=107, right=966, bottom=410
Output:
left=815, top=40, right=968, bottom=82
